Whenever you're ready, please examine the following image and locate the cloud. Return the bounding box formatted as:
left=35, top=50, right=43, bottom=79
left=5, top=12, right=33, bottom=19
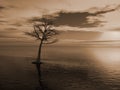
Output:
left=110, top=27, right=120, bottom=31
left=54, top=5, right=120, bottom=28
left=0, top=6, right=6, bottom=11
left=0, top=6, right=7, bottom=19
left=0, top=20, right=8, bottom=25
left=0, top=20, right=7, bottom=23
left=5, top=27, right=17, bottom=31
left=7, top=18, right=31, bottom=27
left=0, top=5, right=15, bottom=11
left=88, top=4, right=120, bottom=14
left=10, top=22, right=23, bottom=27
left=29, top=4, right=120, bottom=29
left=0, top=5, right=17, bottom=22
left=53, top=11, right=103, bottom=28
left=0, top=28, right=26, bottom=39
left=28, top=11, right=104, bottom=28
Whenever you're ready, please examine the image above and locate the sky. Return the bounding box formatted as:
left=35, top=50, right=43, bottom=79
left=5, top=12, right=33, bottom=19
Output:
left=0, top=0, right=120, bottom=44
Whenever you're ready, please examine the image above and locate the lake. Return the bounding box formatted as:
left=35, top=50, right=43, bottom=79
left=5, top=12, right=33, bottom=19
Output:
left=0, top=45, right=120, bottom=90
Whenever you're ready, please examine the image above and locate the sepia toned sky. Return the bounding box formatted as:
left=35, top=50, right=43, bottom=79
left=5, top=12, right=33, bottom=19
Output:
left=0, top=0, right=120, bottom=43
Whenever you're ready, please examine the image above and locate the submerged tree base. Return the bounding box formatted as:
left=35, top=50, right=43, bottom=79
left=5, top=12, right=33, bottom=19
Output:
left=32, top=61, right=45, bottom=90
left=32, top=61, right=42, bottom=64
left=36, top=86, right=44, bottom=90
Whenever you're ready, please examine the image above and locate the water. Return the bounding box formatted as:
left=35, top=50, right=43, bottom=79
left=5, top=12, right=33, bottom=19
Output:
left=41, top=46, right=120, bottom=90
left=0, top=45, right=120, bottom=90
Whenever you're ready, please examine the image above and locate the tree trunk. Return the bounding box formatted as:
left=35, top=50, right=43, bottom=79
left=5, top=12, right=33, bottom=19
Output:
left=37, top=39, right=43, bottom=62
left=33, top=39, right=44, bottom=90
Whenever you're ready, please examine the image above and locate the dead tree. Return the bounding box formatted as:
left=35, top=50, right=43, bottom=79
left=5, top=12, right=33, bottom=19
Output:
left=25, top=17, right=58, bottom=90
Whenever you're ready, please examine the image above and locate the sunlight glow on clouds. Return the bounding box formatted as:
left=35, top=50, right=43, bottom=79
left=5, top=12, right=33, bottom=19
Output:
left=100, top=31, right=120, bottom=40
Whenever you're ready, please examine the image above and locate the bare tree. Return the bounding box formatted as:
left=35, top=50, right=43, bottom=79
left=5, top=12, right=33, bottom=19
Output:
left=26, top=18, right=58, bottom=63
left=25, top=17, right=58, bottom=90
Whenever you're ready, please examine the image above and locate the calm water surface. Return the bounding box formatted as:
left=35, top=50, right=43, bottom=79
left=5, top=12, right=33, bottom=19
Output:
left=42, top=46, right=120, bottom=90
left=0, top=45, right=120, bottom=90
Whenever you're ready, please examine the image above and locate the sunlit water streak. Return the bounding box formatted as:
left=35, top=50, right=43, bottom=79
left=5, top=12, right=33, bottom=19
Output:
left=90, top=48, right=120, bottom=85
left=42, top=46, right=120, bottom=90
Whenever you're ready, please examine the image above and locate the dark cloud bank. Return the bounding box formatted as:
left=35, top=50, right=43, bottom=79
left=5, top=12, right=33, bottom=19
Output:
left=29, top=4, right=120, bottom=29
